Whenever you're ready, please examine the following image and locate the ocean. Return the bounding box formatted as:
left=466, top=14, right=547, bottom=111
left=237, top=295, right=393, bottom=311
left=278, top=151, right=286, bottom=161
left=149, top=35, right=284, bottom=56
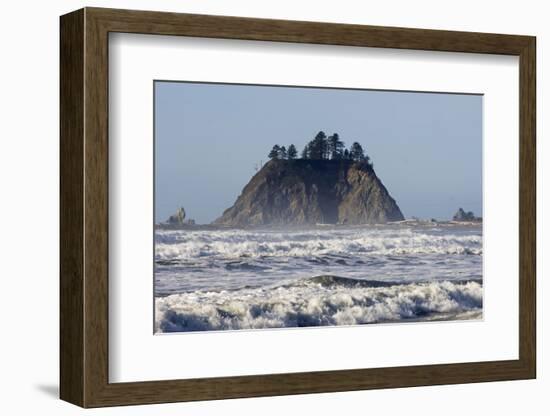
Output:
left=154, top=222, right=483, bottom=332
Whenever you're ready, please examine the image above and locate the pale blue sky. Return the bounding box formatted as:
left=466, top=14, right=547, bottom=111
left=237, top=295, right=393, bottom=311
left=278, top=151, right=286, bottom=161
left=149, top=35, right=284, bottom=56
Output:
left=155, top=81, right=482, bottom=224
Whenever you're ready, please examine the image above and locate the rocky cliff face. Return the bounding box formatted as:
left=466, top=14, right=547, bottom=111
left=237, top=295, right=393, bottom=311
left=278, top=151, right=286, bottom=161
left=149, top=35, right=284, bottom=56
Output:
left=214, top=160, right=404, bottom=226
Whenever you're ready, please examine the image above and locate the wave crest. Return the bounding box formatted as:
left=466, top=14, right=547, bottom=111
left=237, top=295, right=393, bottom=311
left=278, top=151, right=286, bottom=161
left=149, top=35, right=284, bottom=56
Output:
left=155, top=278, right=483, bottom=332
left=155, top=228, right=482, bottom=262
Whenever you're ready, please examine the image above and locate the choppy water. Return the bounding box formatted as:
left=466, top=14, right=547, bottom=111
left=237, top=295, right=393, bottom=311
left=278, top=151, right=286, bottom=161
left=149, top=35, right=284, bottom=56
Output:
left=154, top=223, right=482, bottom=332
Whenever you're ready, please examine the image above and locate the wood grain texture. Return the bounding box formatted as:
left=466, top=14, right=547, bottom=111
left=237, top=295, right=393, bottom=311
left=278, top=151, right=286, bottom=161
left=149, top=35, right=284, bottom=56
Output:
left=518, top=38, right=536, bottom=376
left=88, top=7, right=532, bottom=54
left=59, top=8, right=84, bottom=407
left=83, top=10, right=110, bottom=406
left=59, top=7, right=537, bottom=408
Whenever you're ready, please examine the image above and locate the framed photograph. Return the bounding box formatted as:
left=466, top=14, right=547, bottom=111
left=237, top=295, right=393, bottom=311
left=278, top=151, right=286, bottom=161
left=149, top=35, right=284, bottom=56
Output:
left=60, top=7, right=536, bottom=407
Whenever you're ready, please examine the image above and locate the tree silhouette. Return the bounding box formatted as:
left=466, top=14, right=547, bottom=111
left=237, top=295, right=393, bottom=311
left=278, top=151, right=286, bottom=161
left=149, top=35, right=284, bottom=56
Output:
left=268, top=145, right=281, bottom=160
left=267, top=132, right=372, bottom=165
left=287, top=144, right=298, bottom=159
left=301, top=145, right=309, bottom=159
left=328, top=133, right=345, bottom=159
left=308, top=131, right=328, bottom=159
left=350, top=142, right=366, bottom=162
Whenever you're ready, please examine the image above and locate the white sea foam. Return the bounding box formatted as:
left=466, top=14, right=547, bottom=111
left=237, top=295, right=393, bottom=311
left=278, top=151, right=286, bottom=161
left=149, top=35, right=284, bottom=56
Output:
left=155, top=226, right=482, bottom=262
left=155, top=224, right=483, bottom=295
left=155, top=224, right=483, bottom=329
left=155, top=279, right=483, bottom=332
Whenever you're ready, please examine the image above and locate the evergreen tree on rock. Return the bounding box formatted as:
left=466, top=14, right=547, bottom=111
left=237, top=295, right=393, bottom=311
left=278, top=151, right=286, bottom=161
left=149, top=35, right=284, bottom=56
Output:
left=287, top=144, right=298, bottom=159
left=268, top=145, right=281, bottom=160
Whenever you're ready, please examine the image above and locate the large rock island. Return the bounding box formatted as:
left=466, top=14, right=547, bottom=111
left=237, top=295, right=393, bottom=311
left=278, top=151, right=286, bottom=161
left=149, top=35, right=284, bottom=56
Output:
left=214, top=159, right=404, bottom=226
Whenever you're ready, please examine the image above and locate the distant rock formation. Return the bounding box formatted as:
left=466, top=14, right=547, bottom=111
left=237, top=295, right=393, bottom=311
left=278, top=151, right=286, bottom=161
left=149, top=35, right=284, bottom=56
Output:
left=167, top=207, right=186, bottom=225
left=214, top=159, right=404, bottom=227
left=452, top=208, right=482, bottom=222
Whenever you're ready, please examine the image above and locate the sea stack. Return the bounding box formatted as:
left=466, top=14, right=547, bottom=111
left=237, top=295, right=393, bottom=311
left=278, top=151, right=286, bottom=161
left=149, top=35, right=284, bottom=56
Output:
left=167, top=207, right=186, bottom=225
left=214, top=159, right=404, bottom=226
left=452, top=208, right=482, bottom=222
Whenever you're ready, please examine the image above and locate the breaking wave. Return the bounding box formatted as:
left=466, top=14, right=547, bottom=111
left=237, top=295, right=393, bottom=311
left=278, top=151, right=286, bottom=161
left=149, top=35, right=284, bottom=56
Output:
left=155, top=277, right=483, bottom=332
left=155, top=227, right=482, bottom=262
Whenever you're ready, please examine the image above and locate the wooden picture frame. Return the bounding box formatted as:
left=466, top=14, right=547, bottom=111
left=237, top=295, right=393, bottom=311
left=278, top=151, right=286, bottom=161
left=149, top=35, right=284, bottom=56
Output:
left=60, top=7, right=536, bottom=408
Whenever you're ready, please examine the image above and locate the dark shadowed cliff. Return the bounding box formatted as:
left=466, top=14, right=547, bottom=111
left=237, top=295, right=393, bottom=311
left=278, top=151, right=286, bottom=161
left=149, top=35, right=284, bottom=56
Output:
left=214, top=159, right=404, bottom=226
